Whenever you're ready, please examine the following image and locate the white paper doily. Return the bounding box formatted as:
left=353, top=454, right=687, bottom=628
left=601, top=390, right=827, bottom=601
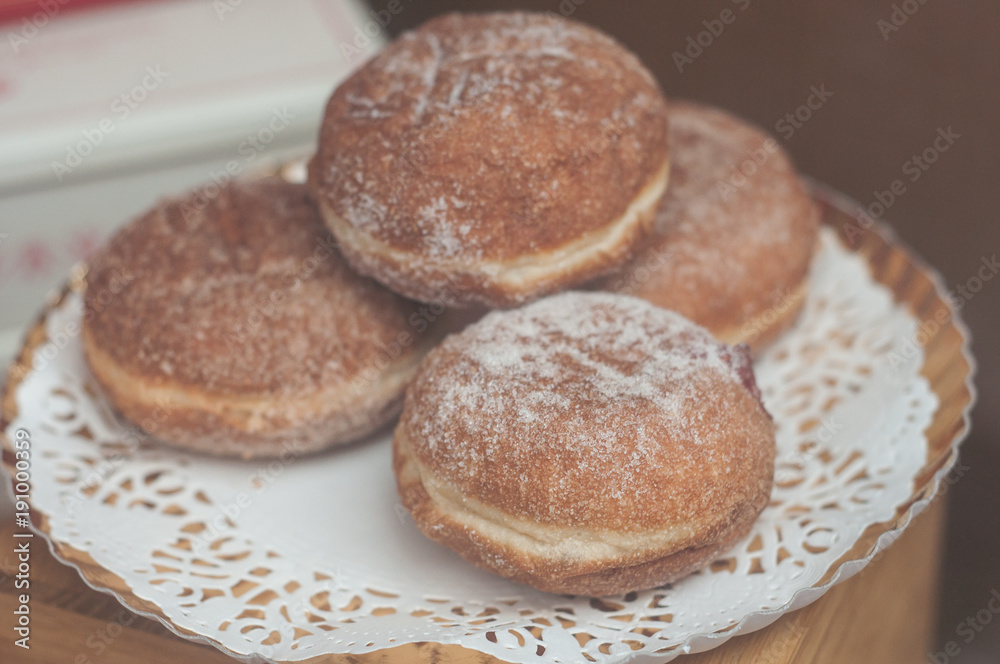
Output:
left=3, top=225, right=950, bottom=663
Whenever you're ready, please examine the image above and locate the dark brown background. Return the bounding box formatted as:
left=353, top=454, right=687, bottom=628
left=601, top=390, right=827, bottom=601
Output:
left=380, top=1, right=1000, bottom=660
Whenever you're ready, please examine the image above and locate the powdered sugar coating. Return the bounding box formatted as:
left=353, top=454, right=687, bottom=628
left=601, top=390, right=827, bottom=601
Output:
left=400, top=292, right=775, bottom=531
left=598, top=102, right=819, bottom=337
left=85, top=178, right=424, bottom=397
left=310, top=12, right=669, bottom=265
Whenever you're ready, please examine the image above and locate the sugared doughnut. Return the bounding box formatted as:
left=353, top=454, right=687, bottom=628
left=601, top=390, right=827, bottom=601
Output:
left=394, top=292, right=775, bottom=596
left=596, top=102, right=820, bottom=352
left=83, top=178, right=435, bottom=458
left=309, top=12, right=671, bottom=308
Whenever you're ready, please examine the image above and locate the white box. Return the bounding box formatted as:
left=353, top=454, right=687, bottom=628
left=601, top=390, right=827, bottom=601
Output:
left=0, top=0, right=386, bottom=365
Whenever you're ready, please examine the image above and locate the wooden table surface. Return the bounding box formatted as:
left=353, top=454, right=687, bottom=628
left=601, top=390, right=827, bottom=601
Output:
left=0, top=499, right=944, bottom=664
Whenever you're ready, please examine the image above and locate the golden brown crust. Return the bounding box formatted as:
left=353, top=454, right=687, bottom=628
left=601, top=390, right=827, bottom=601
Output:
left=313, top=161, right=667, bottom=308
left=83, top=324, right=418, bottom=458
left=394, top=427, right=768, bottom=596
left=394, top=292, right=775, bottom=595
left=596, top=101, right=820, bottom=353
left=714, top=277, right=810, bottom=350
left=83, top=178, right=436, bottom=457
left=309, top=11, right=670, bottom=307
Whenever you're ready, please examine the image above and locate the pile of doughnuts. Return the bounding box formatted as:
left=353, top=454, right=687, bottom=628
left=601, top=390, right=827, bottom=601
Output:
left=82, top=12, right=819, bottom=596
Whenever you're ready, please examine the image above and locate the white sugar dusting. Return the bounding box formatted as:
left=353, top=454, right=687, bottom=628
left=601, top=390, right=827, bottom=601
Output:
left=407, top=292, right=766, bottom=524
left=318, top=12, right=668, bottom=263
left=412, top=32, right=443, bottom=122
left=600, top=102, right=819, bottom=332
left=651, top=104, right=812, bottom=285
